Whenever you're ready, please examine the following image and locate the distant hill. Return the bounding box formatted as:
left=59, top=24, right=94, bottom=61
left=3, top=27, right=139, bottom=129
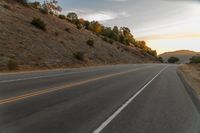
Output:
left=0, top=0, right=157, bottom=71
left=159, top=50, right=200, bottom=63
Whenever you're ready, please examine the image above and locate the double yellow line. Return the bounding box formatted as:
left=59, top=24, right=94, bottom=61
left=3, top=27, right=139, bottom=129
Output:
left=0, top=66, right=154, bottom=105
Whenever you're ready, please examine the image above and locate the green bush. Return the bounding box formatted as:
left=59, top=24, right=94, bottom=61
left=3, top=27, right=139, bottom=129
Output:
left=65, top=28, right=70, bottom=32
left=108, top=39, right=114, bottom=44
left=74, top=52, right=85, bottom=61
left=102, top=37, right=108, bottom=42
left=29, top=2, right=41, bottom=9
left=168, top=57, right=179, bottom=63
left=3, top=4, right=11, bottom=10
left=59, top=15, right=66, bottom=19
left=54, top=32, right=59, bottom=36
left=76, top=24, right=82, bottom=30
left=158, top=57, right=164, bottom=63
left=67, top=12, right=78, bottom=23
left=87, top=39, right=94, bottom=47
left=7, top=59, right=18, bottom=70
left=16, top=0, right=28, bottom=4
left=147, top=50, right=157, bottom=57
left=40, top=8, right=48, bottom=14
left=190, top=56, right=200, bottom=64
left=31, top=18, right=46, bottom=31
left=102, top=37, right=113, bottom=44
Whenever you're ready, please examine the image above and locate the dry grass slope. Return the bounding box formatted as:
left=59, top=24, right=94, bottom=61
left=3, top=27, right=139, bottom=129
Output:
left=0, top=1, right=157, bottom=71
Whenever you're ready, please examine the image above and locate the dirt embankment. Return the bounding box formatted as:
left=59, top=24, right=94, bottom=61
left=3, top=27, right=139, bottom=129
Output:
left=0, top=1, right=158, bottom=72
left=179, top=64, right=200, bottom=99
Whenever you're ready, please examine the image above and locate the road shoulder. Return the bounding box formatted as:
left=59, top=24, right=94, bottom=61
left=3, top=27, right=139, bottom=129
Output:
left=177, top=64, right=200, bottom=113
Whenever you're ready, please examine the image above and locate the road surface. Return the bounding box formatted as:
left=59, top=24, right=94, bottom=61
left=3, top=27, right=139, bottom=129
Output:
left=0, top=64, right=199, bottom=133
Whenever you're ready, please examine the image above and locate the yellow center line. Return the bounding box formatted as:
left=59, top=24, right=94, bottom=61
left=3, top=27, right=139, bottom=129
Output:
left=0, top=66, right=155, bottom=105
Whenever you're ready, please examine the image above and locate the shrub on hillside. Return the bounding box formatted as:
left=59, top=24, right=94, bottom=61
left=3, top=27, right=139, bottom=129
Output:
left=158, top=57, right=164, bottom=63
left=87, top=39, right=94, bottom=47
left=29, top=2, right=41, bottom=9
left=65, top=28, right=70, bottom=32
left=190, top=56, right=200, bottom=64
left=147, top=49, right=157, bottom=57
left=108, top=39, right=114, bottom=44
left=54, top=32, right=59, bottom=36
left=102, top=37, right=108, bottom=42
left=15, top=0, right=28, bottom=4
left=102, top=37, right=113, bottom=44
left=31, top=18, right=46, bottom=31
left=59, top=14, right=66, bottom=19
left=67, top=12, right=78, bottom=23
left=3, top=4, right=11, bottom=10
left=7, top=59, right=18, bottom=70
left=74, top=52, right=85, bottom=61
left=76, top=24, right=83, bottom=30
left=168, top=57, right=179, bottom=63
left=40, top=8, right=48, bottom=14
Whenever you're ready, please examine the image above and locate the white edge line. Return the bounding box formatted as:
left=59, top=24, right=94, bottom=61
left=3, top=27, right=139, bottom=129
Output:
left=93, top=65, right=168, bottom=133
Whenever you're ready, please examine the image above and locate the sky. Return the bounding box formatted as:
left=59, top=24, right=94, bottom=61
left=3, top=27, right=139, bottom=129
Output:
left=33, top=0, right=200, bottom=54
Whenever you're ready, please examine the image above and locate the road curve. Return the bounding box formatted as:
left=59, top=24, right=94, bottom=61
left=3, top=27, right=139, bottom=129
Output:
left=0, top=64, right=199, bottom=133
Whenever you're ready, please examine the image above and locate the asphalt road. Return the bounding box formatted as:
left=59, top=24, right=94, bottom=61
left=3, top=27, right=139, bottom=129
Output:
left=0, top=64, right=199, bottom=133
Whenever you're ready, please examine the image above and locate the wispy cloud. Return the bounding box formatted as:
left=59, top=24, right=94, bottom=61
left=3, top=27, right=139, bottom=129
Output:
left=83, top=12, right=117, bottom=21
left=64, top=9, right=129, bottom=21
left=137, top=33, right=200, bottom=40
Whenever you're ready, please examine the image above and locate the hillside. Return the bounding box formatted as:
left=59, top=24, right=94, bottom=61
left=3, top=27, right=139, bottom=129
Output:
left=0, top=0, right=158, bottom=71
left=160, top=50, right=200, bottom=63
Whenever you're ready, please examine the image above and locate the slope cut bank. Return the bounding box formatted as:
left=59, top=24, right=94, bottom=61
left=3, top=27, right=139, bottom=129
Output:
left=0, top=0, right=158, bottom=72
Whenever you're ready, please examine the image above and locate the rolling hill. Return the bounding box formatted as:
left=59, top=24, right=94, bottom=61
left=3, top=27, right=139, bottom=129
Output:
left=160, top=50, right=200, bottom=63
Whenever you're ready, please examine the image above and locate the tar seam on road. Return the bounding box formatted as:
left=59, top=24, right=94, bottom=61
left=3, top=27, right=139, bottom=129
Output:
left=0, top=66, right=155, bottom=105
left=93, top=65, right=168, bottom=133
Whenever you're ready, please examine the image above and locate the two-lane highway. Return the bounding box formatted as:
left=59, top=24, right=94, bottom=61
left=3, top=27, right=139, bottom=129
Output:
left=0, top=64, right=199, bottom=133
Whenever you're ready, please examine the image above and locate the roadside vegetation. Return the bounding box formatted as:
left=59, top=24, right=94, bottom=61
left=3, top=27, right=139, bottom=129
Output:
left=0, top=0, right=159, bottom=71
left=168, top=57, right=179, bottom=63
left=158, top=57, right=164, bottom=63
left=15, top=0, right=157, bottom=58
left=190, top=56, right=200, bottom=64
left=74, top=52, right=85, bottom=61
left=86, top=39, right=95, bottom=47
left=31, top=18, right=46, bottom=31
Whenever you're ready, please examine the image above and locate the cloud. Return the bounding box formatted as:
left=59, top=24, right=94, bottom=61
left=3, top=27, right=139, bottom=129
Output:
left=64, top=9, right=129, bottom=21
left=83, top=12, right=117, bottom=21
left=137, top=33, right=200, bottom=40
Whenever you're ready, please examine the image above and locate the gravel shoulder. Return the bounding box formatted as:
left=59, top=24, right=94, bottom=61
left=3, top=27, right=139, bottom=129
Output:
left=178, top=64, right=200, bottom=99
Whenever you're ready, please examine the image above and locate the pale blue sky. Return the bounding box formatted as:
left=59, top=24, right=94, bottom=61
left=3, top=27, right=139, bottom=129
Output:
left=32, top=0, right=200, bottom=54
